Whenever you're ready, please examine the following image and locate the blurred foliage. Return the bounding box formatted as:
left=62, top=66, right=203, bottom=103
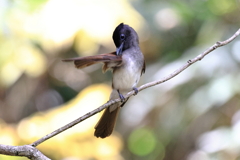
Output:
left=0, top=0, right=240, bottom=160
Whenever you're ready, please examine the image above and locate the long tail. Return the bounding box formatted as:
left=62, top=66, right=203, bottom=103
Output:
left=94, top=89, right=129, bottom=138
left=94, top=107, right=120, bottom=138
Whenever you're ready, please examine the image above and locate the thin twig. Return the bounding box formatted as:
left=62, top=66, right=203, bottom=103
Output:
left=30, top=28, right=240, bottom=147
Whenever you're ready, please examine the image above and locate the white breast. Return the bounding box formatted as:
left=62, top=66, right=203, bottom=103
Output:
left=112, top=50, right=142, bottom=93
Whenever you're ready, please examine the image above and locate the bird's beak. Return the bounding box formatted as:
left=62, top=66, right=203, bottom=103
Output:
left=116, top=41, right=124, bottom=56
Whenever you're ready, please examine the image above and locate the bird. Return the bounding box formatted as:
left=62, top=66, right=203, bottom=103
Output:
left=62, top=23, right=145, bottom=138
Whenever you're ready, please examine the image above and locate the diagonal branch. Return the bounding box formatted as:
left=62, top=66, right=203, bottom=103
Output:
left=30, top=28, right=240, bottom=147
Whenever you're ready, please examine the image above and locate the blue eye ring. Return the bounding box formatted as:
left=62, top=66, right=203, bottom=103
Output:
left=120, top=34, right=125, bottom=40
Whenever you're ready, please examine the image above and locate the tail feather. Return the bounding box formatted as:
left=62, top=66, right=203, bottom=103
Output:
left=94, top=107, right=120, bottom=138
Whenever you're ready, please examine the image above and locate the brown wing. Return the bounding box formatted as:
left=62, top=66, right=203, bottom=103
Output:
left=62, top=52, right=122, bottom=69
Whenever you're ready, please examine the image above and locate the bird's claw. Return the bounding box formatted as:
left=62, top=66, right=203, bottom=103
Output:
left=119, top=93, right=125, bottom=102
left=117, top=90, right=125, bottom=102
left=133, top=87, right=138, bottom=95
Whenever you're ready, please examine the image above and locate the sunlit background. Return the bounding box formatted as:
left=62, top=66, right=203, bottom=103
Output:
left=0, top=0, right=240, bottom=159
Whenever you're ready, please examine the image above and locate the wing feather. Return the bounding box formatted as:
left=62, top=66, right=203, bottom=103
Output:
left=62, top=52, right=122, bottom=69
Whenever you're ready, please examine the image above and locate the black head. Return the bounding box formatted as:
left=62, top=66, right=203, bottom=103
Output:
left=112, top=23, right=139, bottom=56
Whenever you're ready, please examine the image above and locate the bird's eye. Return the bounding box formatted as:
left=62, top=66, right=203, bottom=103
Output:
left=120, top=34, right=125, bottom=40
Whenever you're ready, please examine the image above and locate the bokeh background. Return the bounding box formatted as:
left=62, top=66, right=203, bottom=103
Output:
left=0, top=0, right=240, bottom=159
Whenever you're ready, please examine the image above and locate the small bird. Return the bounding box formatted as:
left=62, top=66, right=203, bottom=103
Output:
left=63, top=23, right=145, bottom=138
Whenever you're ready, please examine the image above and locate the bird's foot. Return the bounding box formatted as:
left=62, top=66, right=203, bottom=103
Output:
left=133, top=87, right=138, bottom=95
left=117, top=90, right=125, bottom=102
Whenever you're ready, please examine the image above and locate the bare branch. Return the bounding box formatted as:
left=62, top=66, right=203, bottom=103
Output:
left=138, top=28, right=240, bottom=92
left=1, top=28, right=240, bottom=158
left=29, top=28, right=240, bottom=147
left=0, top=144, right=50, bottom=160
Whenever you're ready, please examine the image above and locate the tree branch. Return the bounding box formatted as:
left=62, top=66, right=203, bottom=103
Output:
left=1, top=28, right=239, bottom=160
left=30, top=28, right=240, bottom=147
left=0, top=144, right=50, bottom=160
